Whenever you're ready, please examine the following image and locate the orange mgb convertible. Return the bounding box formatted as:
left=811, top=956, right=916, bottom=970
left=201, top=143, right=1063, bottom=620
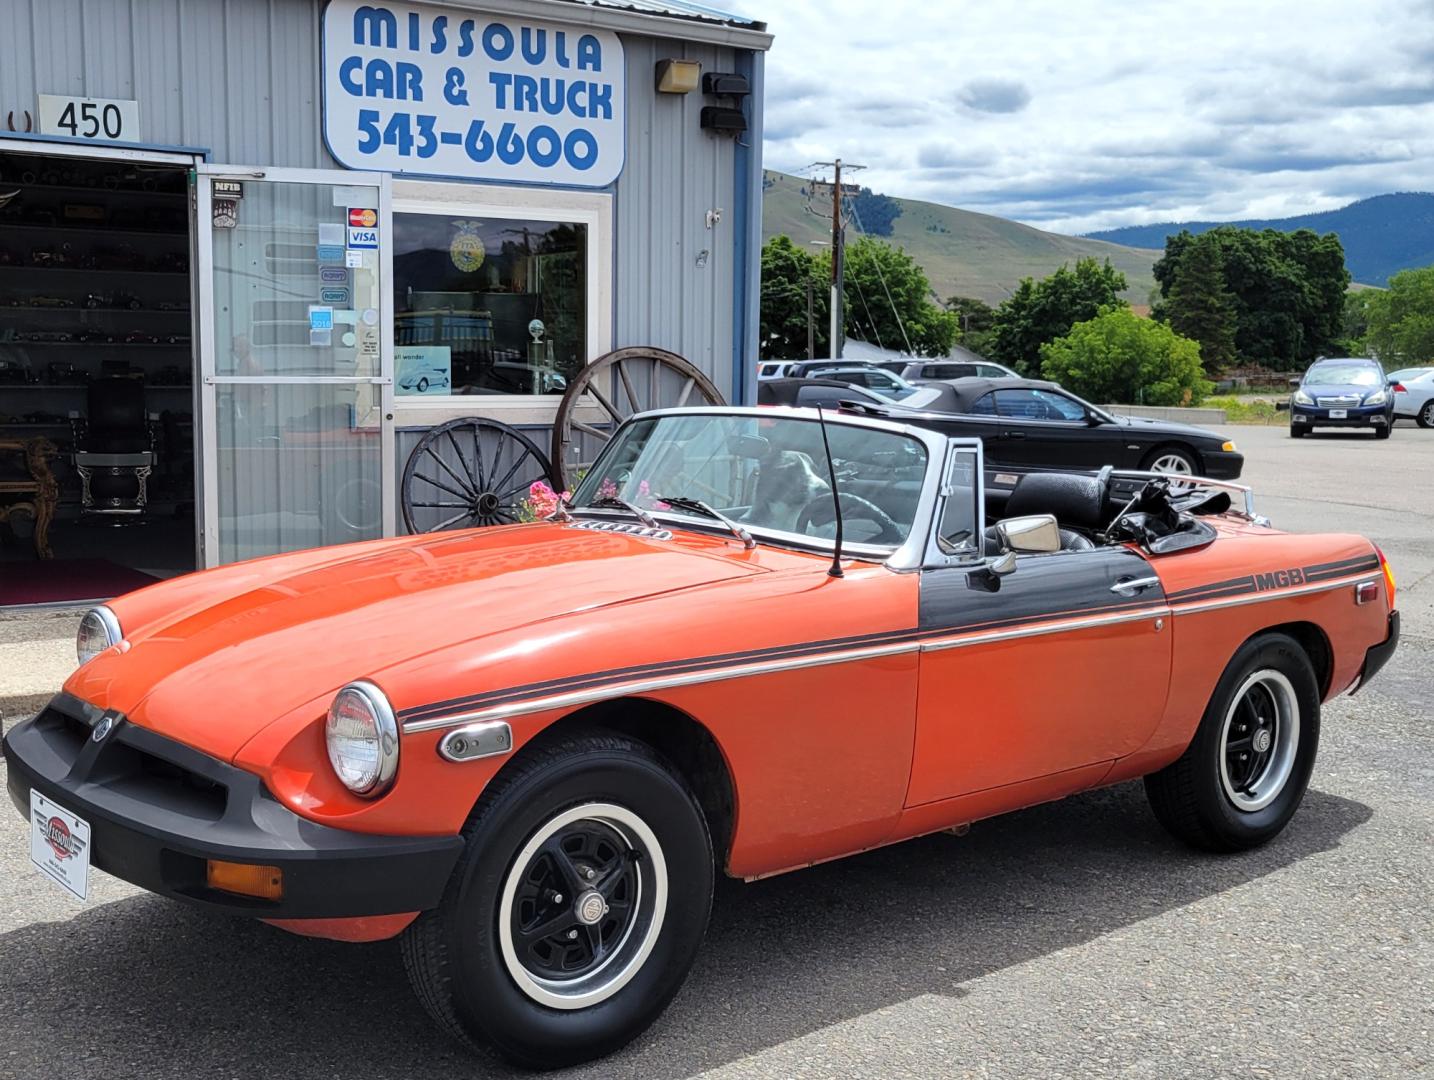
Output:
left=3, top=407, right=1398, bottom=1067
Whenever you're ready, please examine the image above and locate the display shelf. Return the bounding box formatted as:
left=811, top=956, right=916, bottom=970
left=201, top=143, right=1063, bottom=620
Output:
left=0, top=341, right=190, bottom=348
left=0, top=384, right=193, bottom=390
left=0, top=179, right=185, bottom=201
left=0, top=221, right=187, bottom=240
left=3, top=305, right=190, bottom=314
left=0, top=266, right=187, bottom=278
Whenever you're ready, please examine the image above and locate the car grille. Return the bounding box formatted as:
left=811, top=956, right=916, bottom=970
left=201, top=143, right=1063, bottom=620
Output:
left=1316, top=395, right=1361, bottom=407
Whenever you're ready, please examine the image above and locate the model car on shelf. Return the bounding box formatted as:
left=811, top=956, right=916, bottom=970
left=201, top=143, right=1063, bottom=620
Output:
left=3, top=406, right=1398, bottom=1068
left=85, top=291, right=144, bottom=310
left=123, top=332, right=160, bottom=345
left=27, top=296, right=76, bottom=308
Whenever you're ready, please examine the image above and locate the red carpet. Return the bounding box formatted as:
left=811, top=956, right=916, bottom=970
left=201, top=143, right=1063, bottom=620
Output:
left=0, top=558, right=160, bottom=606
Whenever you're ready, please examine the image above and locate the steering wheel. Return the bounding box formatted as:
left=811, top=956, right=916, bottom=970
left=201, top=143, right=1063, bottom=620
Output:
left=795, top=492, right=904, bottom=544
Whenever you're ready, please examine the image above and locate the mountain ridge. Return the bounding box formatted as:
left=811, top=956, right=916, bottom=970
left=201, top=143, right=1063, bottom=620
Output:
left=761, top=170, right=1161, bottom=307
left=1085, top=192, right=1434, bottom=286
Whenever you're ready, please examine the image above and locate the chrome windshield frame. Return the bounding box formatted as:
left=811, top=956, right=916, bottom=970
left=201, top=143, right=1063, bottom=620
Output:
left=567, top=405, right=960, bottom=568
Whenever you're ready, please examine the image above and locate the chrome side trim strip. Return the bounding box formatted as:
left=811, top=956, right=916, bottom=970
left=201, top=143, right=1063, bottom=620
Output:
left=918, top=606, right=1169, bottom=654
left=402, top=640, right=921, bottom=733
left=1170, top=573, right=1372, bottom=615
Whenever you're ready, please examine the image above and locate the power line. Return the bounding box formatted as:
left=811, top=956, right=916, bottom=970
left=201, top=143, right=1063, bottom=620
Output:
left=845, top=196, right=915, bottom=356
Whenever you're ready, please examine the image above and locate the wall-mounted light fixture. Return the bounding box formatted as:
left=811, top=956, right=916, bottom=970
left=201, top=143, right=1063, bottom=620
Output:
left=655, top=59, right=702, bottom=94
left=702, top=72, right=750, bottom=97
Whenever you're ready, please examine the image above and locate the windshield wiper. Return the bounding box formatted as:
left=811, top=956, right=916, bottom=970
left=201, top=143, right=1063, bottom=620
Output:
left=656, top=496, right=756, bottom=550
left=582, top=495, right=660, bottom=529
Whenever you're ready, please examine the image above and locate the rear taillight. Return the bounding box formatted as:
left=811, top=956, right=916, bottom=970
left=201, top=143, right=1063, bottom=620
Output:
left=1392, top=382, right=1407, bottom=394
left=1374, top=544, right=1396, bottom=607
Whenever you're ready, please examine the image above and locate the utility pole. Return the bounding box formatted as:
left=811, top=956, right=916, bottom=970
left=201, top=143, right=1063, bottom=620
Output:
left=806, top=277, right=815, bottom=360
left=811, top=158, right=864, bottom=359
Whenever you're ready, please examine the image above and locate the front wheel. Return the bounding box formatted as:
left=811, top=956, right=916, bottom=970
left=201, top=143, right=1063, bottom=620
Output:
left=1143, top=445, right=1198, bottom=477
left=1289, top=423, right=1306, bottom=439
left=1145, top=633, right=1320, bottom=851
left=1375, top=423, right=1392, bottom=439
left=401, top=732, right=713, bottom=1069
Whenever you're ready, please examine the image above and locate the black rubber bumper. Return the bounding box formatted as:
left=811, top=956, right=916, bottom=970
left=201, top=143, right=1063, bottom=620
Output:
left=2, top=694, right=463, bottom=919
left=1200, top=449, right=1245, bottom=480
left=1352, top=610, right=1399, bottom=695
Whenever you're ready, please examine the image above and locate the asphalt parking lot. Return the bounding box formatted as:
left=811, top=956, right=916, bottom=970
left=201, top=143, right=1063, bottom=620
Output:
left=1, top=422, right=1430, bottom=1079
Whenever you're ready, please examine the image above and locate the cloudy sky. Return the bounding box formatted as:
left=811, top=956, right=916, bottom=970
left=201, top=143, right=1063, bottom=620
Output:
left=724, top=0, right=1434, bottom=235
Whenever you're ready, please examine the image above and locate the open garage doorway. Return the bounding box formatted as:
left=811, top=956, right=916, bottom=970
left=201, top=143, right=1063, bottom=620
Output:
left=0, top=146, right=197, bottom=606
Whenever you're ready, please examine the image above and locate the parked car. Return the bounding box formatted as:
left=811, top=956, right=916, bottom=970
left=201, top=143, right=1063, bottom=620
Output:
left=898, top=358, right=1020, bottom=382
left=797, top=364, right=929, bottom=401
left=1388, top=366, right=1434, bottom=428
left=1288, top=356, right=1395, bottom=438
left=758, top=376, right=954, bottom=411
left=4, top=405, right=1397, bottom=1068
left=759, top=359, right=887, bottom=382
left=862, top=377, right=1242, bottom=504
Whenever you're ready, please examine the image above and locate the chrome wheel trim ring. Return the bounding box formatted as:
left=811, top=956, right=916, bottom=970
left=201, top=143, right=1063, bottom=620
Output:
left=1151, top=453, right=1193, bottom=475
left=497, top=802, right=667, bottom=1010
left=1218, top=669, right=1300, bottom=812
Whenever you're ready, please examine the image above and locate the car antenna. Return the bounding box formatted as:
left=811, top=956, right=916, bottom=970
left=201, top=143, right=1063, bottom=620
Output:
left=815, top=405, right=844, bottom=578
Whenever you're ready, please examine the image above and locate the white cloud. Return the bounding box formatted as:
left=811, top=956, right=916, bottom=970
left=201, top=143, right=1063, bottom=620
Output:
left=728, top=0, right=1434, bottom=234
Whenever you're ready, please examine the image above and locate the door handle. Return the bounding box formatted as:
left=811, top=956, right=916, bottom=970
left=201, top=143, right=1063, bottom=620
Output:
left=1111, top=575, right=1160, bottom=594
left=1003, top=430, right=1026, bottom=439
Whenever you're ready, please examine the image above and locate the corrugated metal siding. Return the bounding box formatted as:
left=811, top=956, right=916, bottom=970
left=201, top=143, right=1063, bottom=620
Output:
left=2, top=0, right=336, bottom=167
left=614, top=34, right=736, bottom=397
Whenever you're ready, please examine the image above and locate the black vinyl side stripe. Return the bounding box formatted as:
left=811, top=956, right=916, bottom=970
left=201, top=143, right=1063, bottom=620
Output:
left=401, top=554, right=1383, bottom=726
left=399, top=594, right=1158, bottom=723
left=1166, top=553, right=1379, bottom=603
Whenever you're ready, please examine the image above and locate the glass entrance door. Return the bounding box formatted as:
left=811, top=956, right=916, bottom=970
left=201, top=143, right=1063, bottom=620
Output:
left=195, top=168, right=390, bottom=566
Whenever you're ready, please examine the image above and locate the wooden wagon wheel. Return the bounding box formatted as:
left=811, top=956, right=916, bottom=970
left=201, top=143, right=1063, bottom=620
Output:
left=401, top=417, right=558, bottom=533
left=551, top=346, right=725, bottom=489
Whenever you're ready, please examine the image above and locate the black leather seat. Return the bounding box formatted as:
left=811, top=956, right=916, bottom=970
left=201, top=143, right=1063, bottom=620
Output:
left=988, top=473, right=1108, bottom=553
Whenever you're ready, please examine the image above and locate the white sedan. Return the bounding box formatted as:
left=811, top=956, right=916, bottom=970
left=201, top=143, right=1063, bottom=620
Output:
left=1390, top=367, right=1434, bottom=428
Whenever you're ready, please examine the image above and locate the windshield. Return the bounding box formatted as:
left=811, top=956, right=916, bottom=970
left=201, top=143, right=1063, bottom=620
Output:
left=571, top=413, right=930, bottom=550
left=1305, top=362, right=1380, bottom=387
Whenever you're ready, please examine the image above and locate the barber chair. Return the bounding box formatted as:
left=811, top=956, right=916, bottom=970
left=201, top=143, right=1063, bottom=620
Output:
left=72, top=377, right=154, bottom=519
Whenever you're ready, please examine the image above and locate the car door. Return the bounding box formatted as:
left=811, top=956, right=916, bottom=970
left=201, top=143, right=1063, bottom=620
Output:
left=907, top=446, right=1173, bottom=804
left=991, top=387, right=1114, bottom=470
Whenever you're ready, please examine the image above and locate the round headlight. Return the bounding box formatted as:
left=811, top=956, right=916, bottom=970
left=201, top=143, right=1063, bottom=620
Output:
left=325, top=681, right=399, bottom=797
left=76, top=606, right=122, bottom=666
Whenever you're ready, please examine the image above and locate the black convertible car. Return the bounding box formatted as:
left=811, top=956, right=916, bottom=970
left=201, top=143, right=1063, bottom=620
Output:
left=765, top=375, right=1243, bottom=502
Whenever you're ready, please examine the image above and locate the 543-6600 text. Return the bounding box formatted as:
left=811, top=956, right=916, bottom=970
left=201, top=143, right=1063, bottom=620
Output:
left=356, top=109, right=598, bottom=171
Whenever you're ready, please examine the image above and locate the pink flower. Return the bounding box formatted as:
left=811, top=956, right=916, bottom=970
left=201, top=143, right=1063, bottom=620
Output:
left=527, top=480, right=567, bottom=519
left=597, top=477, right=619, bottom=501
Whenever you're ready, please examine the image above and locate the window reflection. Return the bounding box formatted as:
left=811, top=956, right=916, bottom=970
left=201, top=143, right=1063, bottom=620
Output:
left=393, top=213, right=586, bottom=396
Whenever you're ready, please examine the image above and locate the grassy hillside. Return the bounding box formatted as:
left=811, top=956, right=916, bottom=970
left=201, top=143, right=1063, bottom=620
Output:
left=761, top=170, right=1161, bottom=306
left=1086, top=192, right=1434, bottom=287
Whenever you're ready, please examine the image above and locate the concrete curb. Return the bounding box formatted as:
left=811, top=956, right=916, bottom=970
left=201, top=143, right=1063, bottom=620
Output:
left=1103, top=404, right=1227, bottom=424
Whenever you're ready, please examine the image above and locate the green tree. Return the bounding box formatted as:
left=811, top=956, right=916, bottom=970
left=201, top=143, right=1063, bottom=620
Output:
left=1040, top=307, right=1212, bottom=406
left=1162, top=232, right=1237, bottom=372
left=1153, top=227, right=1349, bottom=367
left=988, top=258, right=1129, bottom=374
left=759, top=235, right=827, bottom=360
left=1363, top=266, right=1434, bottom=364
left=840, top=236, right=957, bottom=357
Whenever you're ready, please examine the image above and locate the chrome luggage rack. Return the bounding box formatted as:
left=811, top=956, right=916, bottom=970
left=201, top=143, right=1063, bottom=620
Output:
left=1104, top=469, right=1266, bottom=525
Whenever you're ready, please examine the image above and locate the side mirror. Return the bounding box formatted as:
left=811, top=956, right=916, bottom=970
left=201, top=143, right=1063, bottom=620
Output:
left=1275, top=401, right=1290, bottom=412
left=996, top=513, right=1061, bottom=554
left=1288, top=376, right=1302, bottom=387
left=1085, top=411, right=1104, bottom=426
left=966, top=550, right=1017, bottom=592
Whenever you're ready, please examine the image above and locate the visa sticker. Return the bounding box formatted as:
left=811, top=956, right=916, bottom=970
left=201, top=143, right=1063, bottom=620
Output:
left=347, top=226, right=378, bottom=249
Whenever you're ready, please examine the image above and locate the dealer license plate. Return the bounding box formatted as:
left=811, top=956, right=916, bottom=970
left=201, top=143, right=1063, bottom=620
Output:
left=1328, top=408, right=1347, bottom=419
left=30, top=789, right=90, bottom=900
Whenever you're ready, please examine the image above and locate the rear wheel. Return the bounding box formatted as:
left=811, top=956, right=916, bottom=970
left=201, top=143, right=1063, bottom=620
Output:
left=401, top=732, right=713, bottom=1069
left=1418, top=401, right=1434, bottom=428
left=1145, top=633, right=1320, bottom=851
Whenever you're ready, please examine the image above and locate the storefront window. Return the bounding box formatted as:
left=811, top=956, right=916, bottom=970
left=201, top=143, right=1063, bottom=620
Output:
left=393, top=212, right=586, bottom=397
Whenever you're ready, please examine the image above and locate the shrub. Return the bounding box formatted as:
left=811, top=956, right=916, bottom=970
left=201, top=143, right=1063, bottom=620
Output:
left=1041, top=307, right=1213, bottom=406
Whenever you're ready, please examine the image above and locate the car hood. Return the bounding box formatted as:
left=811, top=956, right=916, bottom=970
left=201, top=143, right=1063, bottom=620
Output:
left=66, top=523, right=764, bottom=761
left=1299, top=382, right=1380, bottom=398
left=1110, top=414, right=1224, bottom=442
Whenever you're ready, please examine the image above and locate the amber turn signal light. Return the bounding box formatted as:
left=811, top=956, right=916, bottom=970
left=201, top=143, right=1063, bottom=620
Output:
left=206, top=859, right=284, bottom=901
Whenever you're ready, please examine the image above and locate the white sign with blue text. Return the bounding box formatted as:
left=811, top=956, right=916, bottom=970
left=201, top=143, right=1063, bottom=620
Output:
left=322, top=0, right=625, bottom=187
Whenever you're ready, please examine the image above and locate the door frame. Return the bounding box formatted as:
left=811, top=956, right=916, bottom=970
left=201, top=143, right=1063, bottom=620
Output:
left=193, top=164, right=394, bottom=567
